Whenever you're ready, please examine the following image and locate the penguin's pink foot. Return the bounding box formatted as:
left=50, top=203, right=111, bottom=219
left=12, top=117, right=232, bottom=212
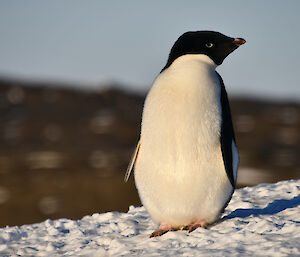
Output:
left=182, top=220, right=208, bottom=233
left=150, top=224, right=178, bottom=238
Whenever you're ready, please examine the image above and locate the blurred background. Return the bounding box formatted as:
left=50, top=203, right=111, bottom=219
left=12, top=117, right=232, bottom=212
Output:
left=0, top=0, right=299, bottom=227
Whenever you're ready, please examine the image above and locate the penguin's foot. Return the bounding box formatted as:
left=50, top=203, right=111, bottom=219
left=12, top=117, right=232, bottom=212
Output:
left=182, top=220, right=208, bottom=233
left=150, top=224, right=178, bottom=238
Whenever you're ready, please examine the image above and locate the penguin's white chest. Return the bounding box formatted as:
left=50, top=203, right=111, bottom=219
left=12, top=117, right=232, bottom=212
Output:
left=135, top=55, right=233, bottom=226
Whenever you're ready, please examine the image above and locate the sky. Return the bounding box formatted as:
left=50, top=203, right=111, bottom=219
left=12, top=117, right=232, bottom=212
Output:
left=0, top=0, right=299, bottom=100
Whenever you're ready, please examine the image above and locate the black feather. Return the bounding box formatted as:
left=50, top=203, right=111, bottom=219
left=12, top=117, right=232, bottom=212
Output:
left=216, top=71, right=236, bottom=188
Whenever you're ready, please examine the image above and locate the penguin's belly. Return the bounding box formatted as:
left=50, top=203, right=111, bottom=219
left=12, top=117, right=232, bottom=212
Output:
left=135, top=69, right=233, bottom=226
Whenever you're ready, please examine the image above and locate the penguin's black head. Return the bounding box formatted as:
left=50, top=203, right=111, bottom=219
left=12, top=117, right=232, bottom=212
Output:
left=162, top=31, right=246, bottom=72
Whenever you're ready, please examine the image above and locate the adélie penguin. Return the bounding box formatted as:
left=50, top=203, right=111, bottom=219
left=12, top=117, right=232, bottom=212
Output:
left=125, top=31, right=246, bottom=237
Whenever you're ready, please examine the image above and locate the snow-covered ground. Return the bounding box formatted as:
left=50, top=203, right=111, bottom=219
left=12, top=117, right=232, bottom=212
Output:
left=0, top=180, right=299, bottom=257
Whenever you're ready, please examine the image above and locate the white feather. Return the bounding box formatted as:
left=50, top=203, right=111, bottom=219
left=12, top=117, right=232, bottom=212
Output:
left=135, top=54, right=235, bottom=226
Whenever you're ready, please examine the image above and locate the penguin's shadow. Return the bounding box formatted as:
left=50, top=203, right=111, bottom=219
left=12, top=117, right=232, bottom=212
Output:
left=222, top=194, right=300, bottom=221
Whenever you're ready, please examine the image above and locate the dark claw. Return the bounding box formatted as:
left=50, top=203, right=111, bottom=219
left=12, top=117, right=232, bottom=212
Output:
left=188, top=225, right=200, bottom=233
left=150, top=229, right=169, bottom=238
left=182, top=225, right=190, bottom=231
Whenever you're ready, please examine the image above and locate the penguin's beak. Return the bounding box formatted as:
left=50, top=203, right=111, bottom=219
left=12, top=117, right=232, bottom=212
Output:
left=233, top=38, right=246, bottom=46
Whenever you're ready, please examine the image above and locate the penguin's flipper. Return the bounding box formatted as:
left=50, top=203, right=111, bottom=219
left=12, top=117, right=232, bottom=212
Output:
left=216, top=71, right=238, bottom=188
left=124, top=138, right=141, bottom=182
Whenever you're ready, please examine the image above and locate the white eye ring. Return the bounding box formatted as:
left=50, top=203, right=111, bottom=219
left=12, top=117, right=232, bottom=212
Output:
left=205, top=42, right=214, bottom=48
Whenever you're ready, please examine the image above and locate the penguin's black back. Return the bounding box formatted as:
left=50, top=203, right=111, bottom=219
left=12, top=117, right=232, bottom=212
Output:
left=216, top=71, right=237, bottom=188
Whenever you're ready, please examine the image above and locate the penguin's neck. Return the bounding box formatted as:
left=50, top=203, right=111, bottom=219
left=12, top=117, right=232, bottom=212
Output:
left=162, top=54, right=217, bottom=81
left=159, top=54, right=218, bottom=89
left=167, top=54, right=217, bottom=73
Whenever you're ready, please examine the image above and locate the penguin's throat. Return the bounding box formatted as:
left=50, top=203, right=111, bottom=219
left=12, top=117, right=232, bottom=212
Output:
left=172, top=54, right=217, bottom=70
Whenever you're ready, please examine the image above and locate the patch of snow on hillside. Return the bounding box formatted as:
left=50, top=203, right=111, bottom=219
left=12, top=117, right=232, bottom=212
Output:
left=0, top=180, right=299, bottom=256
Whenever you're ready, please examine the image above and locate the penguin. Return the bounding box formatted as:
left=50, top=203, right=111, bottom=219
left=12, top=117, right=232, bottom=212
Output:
left=125, top=31, right=245, bottom=237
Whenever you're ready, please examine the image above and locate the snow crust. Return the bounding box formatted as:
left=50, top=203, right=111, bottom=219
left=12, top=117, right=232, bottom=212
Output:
left=0, top=180, right=299, bottom=257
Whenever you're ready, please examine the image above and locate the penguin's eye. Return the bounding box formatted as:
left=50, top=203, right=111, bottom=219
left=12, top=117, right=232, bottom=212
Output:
left=205, top=42, right=214, bottom=48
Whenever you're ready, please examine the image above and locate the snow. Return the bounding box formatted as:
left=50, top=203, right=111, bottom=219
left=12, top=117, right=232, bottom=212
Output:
left=1, top=180, right=299, bottom=257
